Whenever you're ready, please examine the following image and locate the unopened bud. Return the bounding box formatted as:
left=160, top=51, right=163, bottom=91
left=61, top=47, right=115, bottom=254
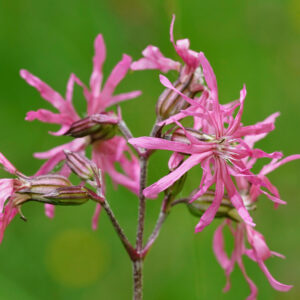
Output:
left=64, top=150, right=96, bottom=181
left=156, top=69, right=204, bottom=120
left=167, top=127, right=215, bottom=144
left=65, top=113, right=119, bottom=142
left=187, top=192, right=256, bottom=222
left=156, top=79, right=192, bottom=120
left=14, top=174, right=72, bottom=206
left=42, top=186, right=90, bottom=205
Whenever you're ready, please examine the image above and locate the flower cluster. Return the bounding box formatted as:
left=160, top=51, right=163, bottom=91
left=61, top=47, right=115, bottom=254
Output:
left=0, top=14, right=298, bottom=300
left=129, top=15, right=300, bottom=298
left=20, top=34, right=141, bottom=228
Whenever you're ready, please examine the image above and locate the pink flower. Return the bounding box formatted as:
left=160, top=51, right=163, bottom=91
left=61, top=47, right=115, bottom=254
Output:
left=21, top=34, right=141, bottom=228
left=21, top=34, right=141, bottom=135
left=129, top=52, right=285, bottom=232
left=234, top=113, right=300, bottom=205
left=0, top=153, right=72, bottom=242
left=131, top=15, right=201, bottom=81
left=0, top=154, right=18, bottom=242
left=131, top=45, right=180, bottom=73
left=83, top=35, right=141, bottom=115
left=20, top=71, right=82, bottom=136
left=213, top=221, right=292, bottom=299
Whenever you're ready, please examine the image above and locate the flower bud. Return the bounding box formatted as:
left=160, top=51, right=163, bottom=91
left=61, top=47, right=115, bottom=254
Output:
left=156, top=69, right=204, bottom=120
left=156, top=79, right=191, bottom=120
left=187, top=192, right=256, bottom=223
left=13, top=174, right=72, bottom=206
left=64, top=150, right=97, bottom=181
left=166, top=127, right=215, bottom=144
left=65, top=113, right=119, bottom=142
left=42, top=186, right=90, bottom=205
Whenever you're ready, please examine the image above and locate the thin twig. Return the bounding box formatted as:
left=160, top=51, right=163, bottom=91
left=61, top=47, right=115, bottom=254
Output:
left=101, top=199, right=139, bottom=260
left=118, top=119, right=134, bottom=141
left=92, top=167, right=138, bottom=261
left=171, top=197, right=189, bottom=207
left=135, top=155, right=148, bottom=252
left=142, top=195, right=170, bottom=257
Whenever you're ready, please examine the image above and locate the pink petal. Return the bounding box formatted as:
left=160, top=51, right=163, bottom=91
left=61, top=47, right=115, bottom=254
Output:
left=66, top=73, right=83, bottom=103
left=226, top=85, right=247, bottom=136
left=108, top=90, right=142, bottom=106
left=260, top=175, right=280, bottom=199
left=172, top=118, right=209, bottom=146
left=92, top=138, right=140, bottom=194
left=131, top=45, right=180, bottom=73
left=213, top=221, right=231, bottom=270
left=0, top=153, right=17, bottom=174
left=26, top=109, right=62, bottom=123
left=158, top=92, right=209, bottom=127
left=271, top=251, right=286, bottom=259
left=235, top=122, right=275, bottom=139
left=169, top=14, right=176, bottom=44
left=170, top=15, right=200, bottom=70
left=195, top=162, right=224, bottom=232
left=105, top=165, right=139, bottom=195
left=159, top=75, right=200, bottom=106
left=168, top=152, right=184, bottom=171
left=244, top=112, right=280, bottom=148
left=251, top=149, right=282, bottom=160
left=129, top=137, right=213, bottom=154
left=259, top=189, right=286, bottom=205
left=0, top=204, right=18, bottom=243
left=90, top=34, right=106, bottom=98
left=176, top=39, right=199, bottom=66
left=34, top=152, right=66, bottom=176
left=20, top=69, right=66, bottom=111
left=257, top=260, right=292, bottom=292
left=260, top=154, right=300, bottom=176
left=49, top=124, right=72, bottom=136
left=97, top=54, right=132, bottom=112
left=26, top=109, right=73, bottom=135
left=144, top=153, right=211, bottom=199
left=191, top=161, right=215, bottom=201
left=45, top=204, right=55, bottom=218
left=34, top=138, right=86, bottom=160
left=118, top=149, right=140, bottom=181
left=34, top=139, right=86, bottom=176
left=0, top=179, right=14, bottom=212
left=246, top=226, right=271, bottom=261
left=237, top=259, right=258, bottom=300
left=198, top=52, right=218, bottom=100
left=222, top=163, right=255, bottom=226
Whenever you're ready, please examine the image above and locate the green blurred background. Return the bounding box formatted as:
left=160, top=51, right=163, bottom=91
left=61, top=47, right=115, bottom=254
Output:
left=0, top=0, right=299, bottom=299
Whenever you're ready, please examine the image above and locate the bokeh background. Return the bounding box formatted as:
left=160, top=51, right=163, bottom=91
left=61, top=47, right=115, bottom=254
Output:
left=0, top=0, right=299, bottom=299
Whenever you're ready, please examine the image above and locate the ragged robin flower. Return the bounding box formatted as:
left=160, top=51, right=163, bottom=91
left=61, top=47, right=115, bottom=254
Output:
left=213, top=220, right=292, bottom=299
left=20, top=34, right=141, bottom=228
left=0, top=153, right=89, bottom=243
left=129, top=51, right=300, bottom=233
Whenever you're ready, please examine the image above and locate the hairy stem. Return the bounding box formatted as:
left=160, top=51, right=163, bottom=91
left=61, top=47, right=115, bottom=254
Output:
left=92, top=172, right=138, bottom=261
left=102, top=199, right=138, bottom=260
left=133, top=260, right=143, bottom=300
left=136, top=155, right=148, bottom=252
left=142, top=196, right=170, bottom=257
left=118, top=119, right=134, bottom=141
